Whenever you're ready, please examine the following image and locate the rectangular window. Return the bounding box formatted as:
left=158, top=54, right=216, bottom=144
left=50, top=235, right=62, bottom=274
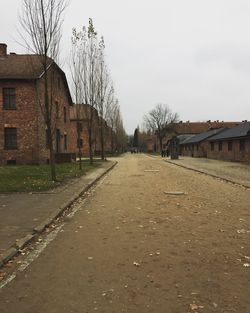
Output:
left=218, top=141, right=222, bottom=151
left=210, top=142, right=214, bottom=151
left=228, top=141, right=233, bottom=151
left=240, top=139, right=245, bottom=151
left=3, top=88, right=16, bottom=110
left=64, top=134, right=67, bottom=151
left=4, top=128, right=17, bottom=149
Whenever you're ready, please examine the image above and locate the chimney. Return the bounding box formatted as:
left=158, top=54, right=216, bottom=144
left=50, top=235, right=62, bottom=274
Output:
left=0, top=43, right=7, bottom=57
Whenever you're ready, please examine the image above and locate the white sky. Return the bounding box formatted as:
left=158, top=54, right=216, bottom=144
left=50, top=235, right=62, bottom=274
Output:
left=2, top=0, right=250, bottom=134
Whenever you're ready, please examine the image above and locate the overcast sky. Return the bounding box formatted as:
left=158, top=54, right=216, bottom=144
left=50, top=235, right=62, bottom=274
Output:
left=2, top=0, right=250, bottom=134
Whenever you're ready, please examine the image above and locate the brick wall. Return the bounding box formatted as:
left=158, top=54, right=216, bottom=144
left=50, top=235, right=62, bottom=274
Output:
left=181, top=141, right=209, bottom=157
left=0, top=64, right=74, bottom=165
left=207, top=138, right=250, bottom=163
left=0, top=80, right=40, bottom=164
left=69, top=106, right=113, bottom=157
left=36, top=66, right=74, bottom=163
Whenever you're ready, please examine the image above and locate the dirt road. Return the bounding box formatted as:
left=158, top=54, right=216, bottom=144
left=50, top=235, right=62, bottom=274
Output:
left=0, top=154, right=250, bottom=313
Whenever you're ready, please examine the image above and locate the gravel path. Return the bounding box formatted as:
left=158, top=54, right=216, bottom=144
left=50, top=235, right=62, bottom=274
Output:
left=0, top=154, right=249, bottom=313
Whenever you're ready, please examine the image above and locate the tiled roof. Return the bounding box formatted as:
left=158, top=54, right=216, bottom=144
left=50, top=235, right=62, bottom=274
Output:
left=0, top=52, right=73, bottom=104
left=168, top=121, right=239, bottom=134
left=181, top=128, right=227, bottom=145
left=209, top=122, right=250, bottom=141
left=0, top=54, right=52, bottom=79
left=177, top=134, right=196, bottom=144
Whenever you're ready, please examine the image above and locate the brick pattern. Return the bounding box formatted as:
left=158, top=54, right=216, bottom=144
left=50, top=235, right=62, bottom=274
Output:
left=69, top=105, right=113, bottom=158
left=207, top=138, right=250, bottom=163
left=181, top=141, right=210, bottom=157
left=0, top=65, right=73, bottom=165
left=0, top=80, right=39, bottom=164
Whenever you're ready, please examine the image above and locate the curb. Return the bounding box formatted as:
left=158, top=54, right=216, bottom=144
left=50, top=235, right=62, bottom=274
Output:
left=165, top=160, right=250, bottom=189
left=0, top=161, right=117, bottom=268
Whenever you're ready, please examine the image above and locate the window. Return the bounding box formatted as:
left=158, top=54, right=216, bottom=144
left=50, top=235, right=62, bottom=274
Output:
left=228, top=141, right=233, bottom=151
left=240, top=139, right=245, bottom=151
left=63, top=107, right=67, bottom=123
left=218, top=141, right=222, bottom=151
left=196, top=144, right=199, bottom=151
left=64, top=134, right=67, bottom=151
left=4, top=128, right=17, bottom=149
left=3, top=88, right=16, bottom=110
left=210, top=142, right=214, bottom=151
left=55, top=101, right=59, bottom=119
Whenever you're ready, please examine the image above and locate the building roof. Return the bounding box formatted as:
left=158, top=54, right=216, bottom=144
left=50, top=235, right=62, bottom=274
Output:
left=181, top=128, right=227, bottom=145
left=177, top=134, right=196, bottom=144
left=167, top=121, right=239, bottom=135
left=0, top=54, right=52, bottom=79
left=209, top=121, right=250, bottom=141
left=0, top=51, right=73, bottom=104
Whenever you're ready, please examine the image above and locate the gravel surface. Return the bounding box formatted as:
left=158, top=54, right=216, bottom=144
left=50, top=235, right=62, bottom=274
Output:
left=0, top=154, right=249, bottom=313
left=166, top=156, right=250, bottom=187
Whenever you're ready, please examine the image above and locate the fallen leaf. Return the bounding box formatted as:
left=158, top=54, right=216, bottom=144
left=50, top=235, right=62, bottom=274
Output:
left=190, top=303, right=199, bottom=310
left=164, top=191, right=186, bottom=195
left=133, top=261, right=141, bottom=267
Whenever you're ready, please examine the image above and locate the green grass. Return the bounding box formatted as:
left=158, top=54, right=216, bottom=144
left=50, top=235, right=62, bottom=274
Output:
left=0, top=160, right=102, bottom=192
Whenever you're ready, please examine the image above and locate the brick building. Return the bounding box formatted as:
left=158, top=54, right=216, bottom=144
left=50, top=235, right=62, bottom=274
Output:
left=207, top=121, right=250, bottom=163
left=180, top=128, right=227, bottom=157
left=69, top=104, right=113, bottom=157
left=0, top=43, right=74, bottom=165
left=147, top=121, right=239, bottom=153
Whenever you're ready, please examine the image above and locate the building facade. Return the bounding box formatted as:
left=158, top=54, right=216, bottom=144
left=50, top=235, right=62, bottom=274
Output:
left=208, top=122, right=250, bottom=163
left=0, top=43, right=74, bottom=165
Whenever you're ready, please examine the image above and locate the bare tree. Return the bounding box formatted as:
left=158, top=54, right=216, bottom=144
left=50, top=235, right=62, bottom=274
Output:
left=70, top=19, right=99, bottom=165
left=96, top=37, right=110, bottom=160
left=114, top=108, right=127, bottom=153
left=70, top=28, right=85, bottom=170
left=144, top=104, right=178, bottom=152
left=106, top=95, right=127, bottom=154
left=105, top=87, right=117, bottom=153
left=20, top=0, right=67, bottom=180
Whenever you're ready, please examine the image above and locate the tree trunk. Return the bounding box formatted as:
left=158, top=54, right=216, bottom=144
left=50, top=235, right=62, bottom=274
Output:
left=47, top=124, right=56, bottom=181
left=88, top=127, right=93, bottom=165
left=100, top=120, right=105, bottom=160
left=44, top=68, right=56, bottom=181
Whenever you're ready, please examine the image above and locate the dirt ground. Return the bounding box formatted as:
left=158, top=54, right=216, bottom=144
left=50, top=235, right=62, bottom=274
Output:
left=0, top=153, right=250, bottom=313
left=167, top=156, right=250, bottom=187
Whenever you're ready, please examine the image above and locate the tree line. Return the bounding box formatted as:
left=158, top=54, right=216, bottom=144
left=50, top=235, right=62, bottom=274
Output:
left=70, top=19, right=127, bottom=166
